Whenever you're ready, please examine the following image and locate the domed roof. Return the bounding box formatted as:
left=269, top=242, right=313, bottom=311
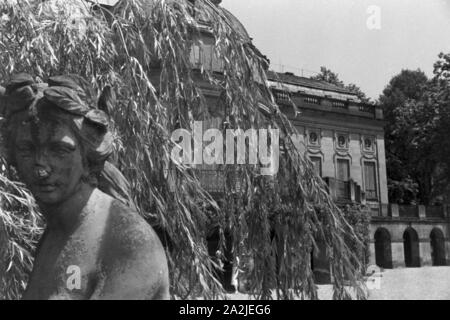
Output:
left=92, top=0, right=252, bottom=42
left=218, top=7, right=251, bottom=42
left=191, top=1, right=251, bottom=42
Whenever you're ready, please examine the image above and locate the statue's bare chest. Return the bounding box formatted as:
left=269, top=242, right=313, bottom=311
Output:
left=23, top=223, right=105, bottom=300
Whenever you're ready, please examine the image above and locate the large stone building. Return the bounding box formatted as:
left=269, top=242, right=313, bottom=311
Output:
left=185, top=0, right=450, bottom=272
left=268, top=71, right=450, bottom=269
left=88, top=0, right=450, bottom=284
left=268, top=71, right=388, bottom=214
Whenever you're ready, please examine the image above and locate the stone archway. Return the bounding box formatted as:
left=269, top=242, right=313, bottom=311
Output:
left=430, top=228, right=446, bottom=266
left=403, top=227, right=421, bottom=267
left=374, top=228, right=393, bottom=269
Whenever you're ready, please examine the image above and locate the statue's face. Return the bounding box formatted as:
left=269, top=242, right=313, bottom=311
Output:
left=13, top=118, right=88, bottom=205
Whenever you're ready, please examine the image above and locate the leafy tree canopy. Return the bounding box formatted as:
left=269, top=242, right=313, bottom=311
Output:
left=380, top=59, right=450, bottom=205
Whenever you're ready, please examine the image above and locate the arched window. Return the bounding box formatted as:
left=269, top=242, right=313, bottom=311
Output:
left=374, top=228, right=393, bottom=269
left=403, top=228, right=421, bottom=267
left=430, top=228, right=446, bottom=266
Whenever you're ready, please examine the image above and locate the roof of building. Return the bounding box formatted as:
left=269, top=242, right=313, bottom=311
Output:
left=267, top=71, right=357, bottom=95
left=194, top=2, right=252, bottom=43
left=91, top=0, right=251, bottom=41
left=218, top=7, right=251, bottom=42
left=267, top=71, right=365, bottom=102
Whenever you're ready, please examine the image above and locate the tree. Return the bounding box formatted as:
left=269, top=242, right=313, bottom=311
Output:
left=379, top=69, right=429, bottom=204
left=311, top=66, right=345, bottom=87
left=380, top=64, right=450, bottom=205
left=311, top=66, right=369, bottom=102
left=0, top=0, right=365, bottom=300
left=423, top=53, right=450, bottom=204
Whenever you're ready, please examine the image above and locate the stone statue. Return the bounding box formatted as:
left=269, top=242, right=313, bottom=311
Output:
left=0, top=74, right=169, bottom=300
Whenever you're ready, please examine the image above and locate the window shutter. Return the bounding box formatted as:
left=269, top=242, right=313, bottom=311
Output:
left=337, top=159, right=350, bottom=181
left=310, top=157, right=322, bottom=177
left=364, top=162, right=378, bottom=200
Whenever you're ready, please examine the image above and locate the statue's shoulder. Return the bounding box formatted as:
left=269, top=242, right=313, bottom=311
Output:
left=95, top=194, right=170, bottom=299
left=103, top=197, right=165, bottom=256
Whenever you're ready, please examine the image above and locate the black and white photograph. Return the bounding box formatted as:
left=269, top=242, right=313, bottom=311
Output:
left=1, top=0, right=450, bottom=304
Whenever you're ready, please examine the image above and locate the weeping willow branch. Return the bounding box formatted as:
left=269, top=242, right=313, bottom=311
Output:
left=0, top=166, right=43, bottom=300
left=0, top=0, right=366, bottom=300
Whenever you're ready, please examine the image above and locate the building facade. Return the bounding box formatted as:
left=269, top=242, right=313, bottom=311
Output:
left=187, top=0, right=450, bottom=272
left=268, top=71, right=450, bottom=269
left=269, top=71, right=388, bottom=215
left=100, top=0, right=450, bottom=279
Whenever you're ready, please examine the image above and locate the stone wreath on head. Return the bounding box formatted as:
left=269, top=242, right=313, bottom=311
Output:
left=0, top=73, right=136, bottom=210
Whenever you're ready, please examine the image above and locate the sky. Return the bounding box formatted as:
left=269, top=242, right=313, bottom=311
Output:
left=222, top=0, right=450, bottom=100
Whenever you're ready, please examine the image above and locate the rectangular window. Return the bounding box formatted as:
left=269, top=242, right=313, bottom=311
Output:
left=202, top=44, right=213, bottom=71
left=310, top=156, right=322, bottom=177
left=211, top=51, right=223, bottom=72
left=190, top=45, right=201, bottom=68
left=364, top=162, right=378, bottom=200
left=336, top=159, right=350, bottom=181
